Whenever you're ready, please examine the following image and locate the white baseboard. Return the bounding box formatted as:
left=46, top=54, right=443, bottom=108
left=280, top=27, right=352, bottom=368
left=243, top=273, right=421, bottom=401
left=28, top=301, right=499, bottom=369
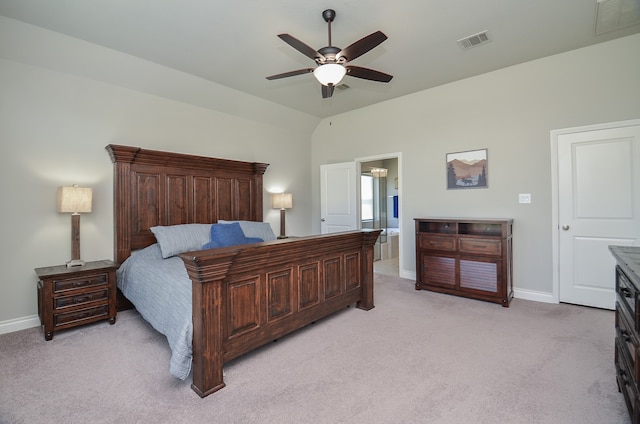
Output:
left=0, top=315, right=40, bottom=335
left=513, top=288, right=557, bottom=304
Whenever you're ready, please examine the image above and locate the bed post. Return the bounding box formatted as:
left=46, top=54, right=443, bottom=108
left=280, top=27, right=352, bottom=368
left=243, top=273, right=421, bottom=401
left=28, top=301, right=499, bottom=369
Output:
left=106, top=144, right=139, bottom=264
left=253, top=163, right=268, bottom=221
left=357, top=229, right=379, bottom=311
left=181, top=250, right=240, bottom=398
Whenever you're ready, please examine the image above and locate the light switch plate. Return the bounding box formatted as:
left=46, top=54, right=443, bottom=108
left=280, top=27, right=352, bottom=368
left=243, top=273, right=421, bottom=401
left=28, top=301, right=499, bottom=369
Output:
left=519, top=193, right=531, bottom=204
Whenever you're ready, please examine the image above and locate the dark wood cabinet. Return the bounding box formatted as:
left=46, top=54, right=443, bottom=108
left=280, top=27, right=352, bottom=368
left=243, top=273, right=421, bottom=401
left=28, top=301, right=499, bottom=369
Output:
left=35, top=260, right=117, bottom=340
left=414, top=218, right=513, bottom=307
left=610, top=245, right=640, bottom=424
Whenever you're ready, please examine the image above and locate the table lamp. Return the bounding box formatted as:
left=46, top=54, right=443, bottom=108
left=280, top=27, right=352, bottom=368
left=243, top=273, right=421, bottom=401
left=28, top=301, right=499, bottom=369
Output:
left=272, top=193, right=292, bottom=239
left=57, top=184, right=92, bottom=267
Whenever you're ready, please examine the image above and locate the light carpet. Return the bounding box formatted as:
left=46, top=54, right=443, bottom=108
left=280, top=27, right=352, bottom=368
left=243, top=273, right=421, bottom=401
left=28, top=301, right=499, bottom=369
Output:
left=0, top=273, right=628, bottom=423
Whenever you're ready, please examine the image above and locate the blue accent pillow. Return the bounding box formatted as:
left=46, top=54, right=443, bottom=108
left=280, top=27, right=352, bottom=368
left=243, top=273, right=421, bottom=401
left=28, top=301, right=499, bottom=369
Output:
left=202, top=222, right=263, bottom=249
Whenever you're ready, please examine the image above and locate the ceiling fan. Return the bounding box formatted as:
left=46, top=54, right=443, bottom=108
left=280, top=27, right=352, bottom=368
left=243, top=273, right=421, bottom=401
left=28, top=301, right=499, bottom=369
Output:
left=266, top=9, right=393, bottom=99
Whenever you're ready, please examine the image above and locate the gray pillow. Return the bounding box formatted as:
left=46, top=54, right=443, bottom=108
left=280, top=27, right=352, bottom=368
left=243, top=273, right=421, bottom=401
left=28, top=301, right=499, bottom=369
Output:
left=150, top=224, right=212, bottom=258
left=218, top=220, right=277, bottom=241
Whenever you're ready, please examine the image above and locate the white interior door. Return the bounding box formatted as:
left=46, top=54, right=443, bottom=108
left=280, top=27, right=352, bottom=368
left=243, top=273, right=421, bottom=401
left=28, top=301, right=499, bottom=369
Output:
left=320, top=162, right=358, bottom=233
left=557, top=122, right=640, bottom=309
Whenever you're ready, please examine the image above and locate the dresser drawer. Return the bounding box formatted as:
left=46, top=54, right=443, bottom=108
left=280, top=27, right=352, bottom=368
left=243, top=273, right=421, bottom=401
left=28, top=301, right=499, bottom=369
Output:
left=459, top=238, right=501, bottom=255
left=54, top=273, right=109, bottom=293
left=616, top=338, right=640, bottom=423
left=418, top=235, right=455, bottom=251
left=617, top=266, right=640, bottom=331
left=54, top=304, right=109, bottom=327
left=617, top=303, right=640, bottom=383
left=54, top=288, right=109, bottom=310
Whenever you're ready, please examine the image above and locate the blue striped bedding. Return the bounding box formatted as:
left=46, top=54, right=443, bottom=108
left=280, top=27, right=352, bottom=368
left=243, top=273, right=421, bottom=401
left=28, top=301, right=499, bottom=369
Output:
left=116, top=243, right=193, bottom=380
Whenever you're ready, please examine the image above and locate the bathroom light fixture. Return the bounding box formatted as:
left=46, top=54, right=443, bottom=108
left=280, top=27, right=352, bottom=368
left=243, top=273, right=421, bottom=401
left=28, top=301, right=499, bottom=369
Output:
left=57, top=184, right=92, bottom=267
left=370, top=168, right=388, bottom=178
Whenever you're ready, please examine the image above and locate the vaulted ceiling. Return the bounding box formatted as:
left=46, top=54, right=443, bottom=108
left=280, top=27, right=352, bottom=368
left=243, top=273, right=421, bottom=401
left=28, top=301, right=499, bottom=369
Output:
left=1, top=0, right=639, bottom=118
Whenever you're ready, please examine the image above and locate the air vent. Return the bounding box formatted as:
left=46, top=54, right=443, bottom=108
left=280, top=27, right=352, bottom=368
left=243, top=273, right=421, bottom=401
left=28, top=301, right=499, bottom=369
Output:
left=457, top=30, right=490, bottom=50
left=595, top=0, right=640, bottom=35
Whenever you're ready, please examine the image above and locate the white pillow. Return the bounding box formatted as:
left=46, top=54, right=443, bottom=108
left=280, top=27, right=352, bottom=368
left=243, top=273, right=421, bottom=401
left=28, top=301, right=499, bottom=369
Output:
left=150, top=224, right=212, bottom=258
left=217, top=220, right=277, bottom=241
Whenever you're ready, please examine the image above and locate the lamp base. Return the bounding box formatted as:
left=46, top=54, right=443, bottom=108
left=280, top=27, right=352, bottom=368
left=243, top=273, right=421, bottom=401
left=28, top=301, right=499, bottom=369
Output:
left=66, top=259, right=86, bottom=268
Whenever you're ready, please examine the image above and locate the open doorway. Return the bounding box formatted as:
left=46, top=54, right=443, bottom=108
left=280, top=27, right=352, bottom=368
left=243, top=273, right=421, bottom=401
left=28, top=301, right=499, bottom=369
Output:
left=358, top=154, right=400, bottom=278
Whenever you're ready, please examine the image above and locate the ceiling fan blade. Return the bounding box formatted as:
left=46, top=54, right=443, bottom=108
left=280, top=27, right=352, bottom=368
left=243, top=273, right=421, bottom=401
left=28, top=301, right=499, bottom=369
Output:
left=266, top=68, right=314, bottom=80
left=346, top=66, right=393, bottom=82
left=277, top=34, right=324, bottom=61
left=337, top=31, right=387, bottom=62
left=322, top=84, right=335, bottom=98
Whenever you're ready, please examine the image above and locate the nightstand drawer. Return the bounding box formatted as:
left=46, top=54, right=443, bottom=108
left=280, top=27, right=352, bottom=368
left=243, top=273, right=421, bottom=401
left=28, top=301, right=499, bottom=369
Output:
left=459, top=238, right=501, bottom=255
left=54, top=304, right=109, bottom=327
left=54, top=273, right=109, bottom=293
left=54, top=288, right=109, bottom=309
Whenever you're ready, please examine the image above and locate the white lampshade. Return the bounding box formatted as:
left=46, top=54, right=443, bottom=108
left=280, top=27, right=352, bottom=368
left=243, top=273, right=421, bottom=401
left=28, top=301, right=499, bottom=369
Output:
left=272, top=193, right=293, bottom=209
left=313, top=64, right=347, bottom=86
left=57, top=185, right=93, bottom=214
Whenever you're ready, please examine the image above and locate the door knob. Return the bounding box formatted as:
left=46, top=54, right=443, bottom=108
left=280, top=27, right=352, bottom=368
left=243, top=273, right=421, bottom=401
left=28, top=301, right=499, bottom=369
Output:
left=562, top=225, right=570, bottom=231
left=321, top=218, right=326, bottom=222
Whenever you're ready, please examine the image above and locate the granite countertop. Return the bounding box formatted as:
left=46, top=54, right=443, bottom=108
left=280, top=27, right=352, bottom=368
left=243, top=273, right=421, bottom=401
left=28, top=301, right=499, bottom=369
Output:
left=610, top=246, right=640, bottom=281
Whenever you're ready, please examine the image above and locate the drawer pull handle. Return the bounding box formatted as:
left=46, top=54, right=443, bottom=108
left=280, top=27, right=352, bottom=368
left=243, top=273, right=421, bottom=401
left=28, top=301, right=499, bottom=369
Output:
left=621, top=329, right=632, bottom=342
left=620, top=368, right=629, bottom=385
left=472, top=244, right=486, bottom=249
left=620, top=287, right=632, bottom=297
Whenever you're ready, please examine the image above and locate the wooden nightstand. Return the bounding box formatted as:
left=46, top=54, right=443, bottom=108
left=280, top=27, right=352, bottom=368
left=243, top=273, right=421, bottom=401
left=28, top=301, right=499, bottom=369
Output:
left=35, top=260, right=117, bottom=341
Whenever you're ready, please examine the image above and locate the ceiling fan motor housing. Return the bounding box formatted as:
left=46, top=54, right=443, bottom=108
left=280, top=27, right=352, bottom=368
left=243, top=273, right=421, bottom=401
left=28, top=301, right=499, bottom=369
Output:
left=317, top=46, right=344, bottom=64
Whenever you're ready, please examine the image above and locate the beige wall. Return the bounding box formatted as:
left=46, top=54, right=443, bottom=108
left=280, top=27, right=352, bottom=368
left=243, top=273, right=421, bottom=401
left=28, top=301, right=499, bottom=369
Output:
left=311, top=33, right=640, bottom=300
left=1, top=15, right=638, bottom=331
left=0, top=18, right=318, bottom=329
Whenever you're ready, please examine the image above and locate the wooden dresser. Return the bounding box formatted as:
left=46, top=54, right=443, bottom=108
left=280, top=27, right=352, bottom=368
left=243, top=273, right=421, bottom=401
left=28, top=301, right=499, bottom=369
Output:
left=610, top=245, right=640, bottom=423
left=414, top=218, right=513, bottom=307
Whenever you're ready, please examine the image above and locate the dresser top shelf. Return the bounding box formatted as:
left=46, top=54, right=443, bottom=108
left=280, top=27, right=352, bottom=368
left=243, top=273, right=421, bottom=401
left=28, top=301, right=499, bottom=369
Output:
left=414, top=218, right=512, bottom=238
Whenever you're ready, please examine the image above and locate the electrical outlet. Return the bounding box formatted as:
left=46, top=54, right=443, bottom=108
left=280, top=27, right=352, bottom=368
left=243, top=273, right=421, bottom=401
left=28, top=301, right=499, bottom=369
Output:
left=519, top=193, right=531, bottom=204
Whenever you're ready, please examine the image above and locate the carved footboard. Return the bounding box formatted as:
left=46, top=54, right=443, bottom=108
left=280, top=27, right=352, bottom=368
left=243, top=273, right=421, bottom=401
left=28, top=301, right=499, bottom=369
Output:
left=180, top=229, right=380, bottom=397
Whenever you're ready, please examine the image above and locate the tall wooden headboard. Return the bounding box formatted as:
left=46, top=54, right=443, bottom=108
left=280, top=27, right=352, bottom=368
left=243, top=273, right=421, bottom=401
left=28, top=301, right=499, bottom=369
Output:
left=106, top=144, right=269, bottom=265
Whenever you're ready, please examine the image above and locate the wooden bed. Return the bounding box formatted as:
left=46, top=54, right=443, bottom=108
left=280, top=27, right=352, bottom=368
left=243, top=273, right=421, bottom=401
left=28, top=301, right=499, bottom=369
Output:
left=106, top=144, right=380, bottom=397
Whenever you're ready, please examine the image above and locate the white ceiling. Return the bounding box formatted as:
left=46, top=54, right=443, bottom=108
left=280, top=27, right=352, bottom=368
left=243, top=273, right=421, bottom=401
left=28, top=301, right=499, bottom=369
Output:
left=1, top=0, right=639, bottom=118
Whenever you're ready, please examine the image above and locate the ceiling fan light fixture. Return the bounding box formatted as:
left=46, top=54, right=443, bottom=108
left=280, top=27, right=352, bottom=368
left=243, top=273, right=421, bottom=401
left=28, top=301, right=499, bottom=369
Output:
left=313, top=63, right=347, bottom=86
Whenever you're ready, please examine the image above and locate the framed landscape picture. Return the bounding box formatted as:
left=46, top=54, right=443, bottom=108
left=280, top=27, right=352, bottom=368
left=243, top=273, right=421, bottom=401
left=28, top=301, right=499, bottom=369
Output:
left=446, top=148, right=488, bottom=189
